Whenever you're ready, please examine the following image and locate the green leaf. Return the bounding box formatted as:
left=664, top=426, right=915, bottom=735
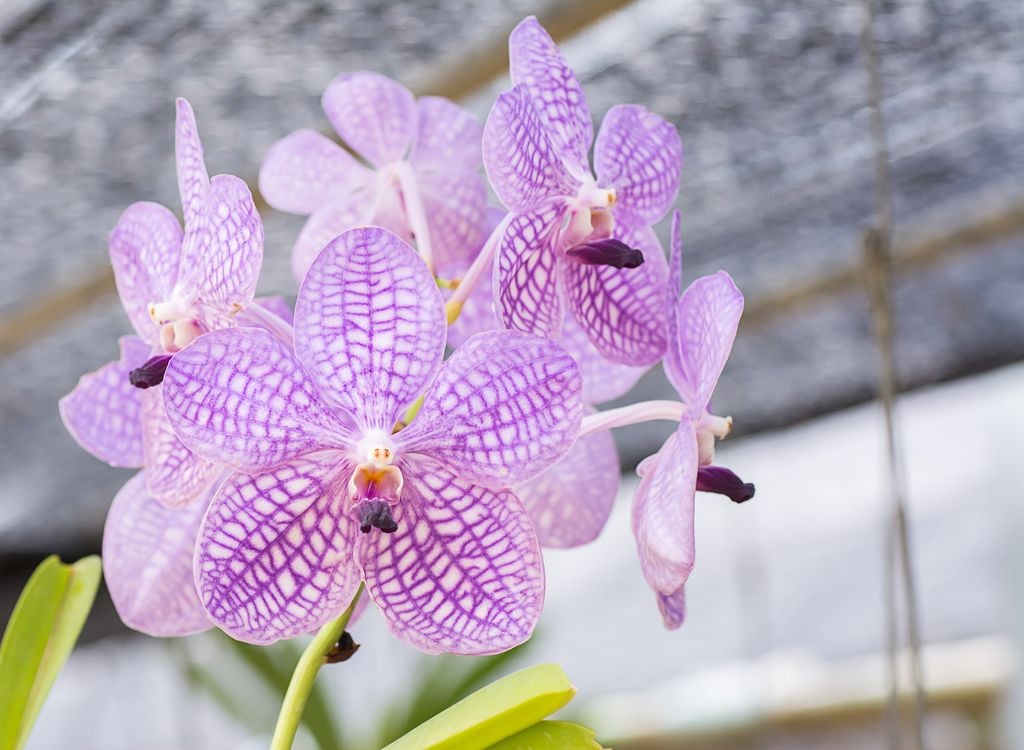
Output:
left=484, top=721, right=605, bottom=750
left=0, top=555, right=101, bottom=750
left=382, top=663, right=576, bottom=750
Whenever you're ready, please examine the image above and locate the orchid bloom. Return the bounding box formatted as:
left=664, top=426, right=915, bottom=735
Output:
left=60, top=98, right=263, bottom=508
left=576, top=212, right=754, bottom=628
left=480, top=16, right=682, bottom=366
left=260, top=72, right=488, bottom=282
left=161, top=227, right=583, bottom=653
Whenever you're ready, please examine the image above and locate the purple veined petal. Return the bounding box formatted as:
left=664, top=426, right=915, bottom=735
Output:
left=103, top=470, right=215, bottom=637
left=175, top=98, right=211, bottom=227
left=508, top=16, right=593, bottom=177
left=259, top=129, right=374, bottom=215
left=632, top=423, right=698, bottom=595
left=657, top=586, right=686, bottom=630
left=163, top=327, right=351, bottom=471
left=495, top=204, right=565, bottom=339
left=594, top=104, right=682, bottom=224
left=398, top=330, right=582, bottom=489
left=322, top=72, right=418, bottom=169
left=291, top=190, right=375, bottom=283
left=410, top=96, right=483, bottom=174
left=195, top=455, right=362, bottom=645
left=59, top=336, right=149, bottom=468
left=417, top=171, right=489, bottom=277
left=141, top=387, right=220, bottom=508
left=177, top=174, right=264, bottom=323
left=516, top=408, right=619, bottom=548
left=358, top=456, right=544, bottom=655
left=558, top=314, right=648, bottom=404
left=666, top=271, right=744, bottom=413
left=108, top=202, right=184, bottom=343
left=483, top=85, right=581, bottom=213
left=562, top=212, right=668, bottom=366
left=668, top=209, right=683, bottom=300
left=294, top=227, right=446, bottom=431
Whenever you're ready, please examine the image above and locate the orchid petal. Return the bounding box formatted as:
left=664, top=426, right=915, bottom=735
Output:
left=358, top=456, right=543, bottom=655
left=259, top=129, right=374, bottom=215
left=290, top=190, right=374, bottom=282
left=195, top=455, right=362, bottom=645
left=558, top=315, right=647, bottom=404
left=162, top=328, right=349, bottom=471
left=399, top=331, right=582, bottom=489
left=483, top=85, right=580, bottom=213
left=657, top=586, right=686, bottom=630
left=294, top=228, right=446, bottom=431
left=175, top=98, right=210, bottom=227
left=632, top=423, right=698, bottom=595
left=108, top=202, right=184, bottom=343
left=103, top=470, right=213, bottom=637
left=140, top=387, right=220, bottom=508
left=562, top=213, right=668, bottom=366
left=667, top=271, right=744, bottom=413
left=322, top=72, right=417, bottom=169
left=517, top=412, right=619, bottom=548
left=508, top=16, right=593, bottom=176
left=177, top=174, right=264, bottom=323
left=495, top=204, right=565, bottom=338
left=59, top=336, right=149, bottom=468
left=411, top=96, right=483, bottom=174
left=417, top=172, right=488, bottom=277
left=594, top=105, right=682, bottom=223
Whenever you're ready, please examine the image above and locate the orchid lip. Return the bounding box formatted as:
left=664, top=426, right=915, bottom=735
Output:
left=564, top=238, right=644, bottom=269
left=356, top=499, right=398, bottom=534
left=696, top=466, right=755, bottom=504
left=128, top=354, right=173, bottom=389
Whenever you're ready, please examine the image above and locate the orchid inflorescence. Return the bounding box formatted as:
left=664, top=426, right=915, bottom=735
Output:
left=60, top=16, right=754, bottom=655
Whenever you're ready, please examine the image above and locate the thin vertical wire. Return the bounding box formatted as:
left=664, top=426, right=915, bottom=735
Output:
left=861, top=1, right=928, bottom=748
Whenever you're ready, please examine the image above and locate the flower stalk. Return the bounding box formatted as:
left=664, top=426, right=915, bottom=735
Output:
left=270, top=584, right=364, bottom=750
left=577, top=400, right=687, bottom=438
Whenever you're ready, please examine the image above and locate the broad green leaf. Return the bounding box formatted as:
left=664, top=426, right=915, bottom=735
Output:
left=0, top=555, right=101, bottom=750
left=382, top=663, right=576, bottom=750
left=485, top=721, right=605, bottom=750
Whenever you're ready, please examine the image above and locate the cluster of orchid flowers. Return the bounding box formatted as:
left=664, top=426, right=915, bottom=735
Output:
left=60, top=17, right=754, bottom=655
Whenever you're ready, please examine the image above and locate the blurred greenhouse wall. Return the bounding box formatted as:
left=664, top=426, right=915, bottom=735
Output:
left=2, top=0, right=1022, bottom=748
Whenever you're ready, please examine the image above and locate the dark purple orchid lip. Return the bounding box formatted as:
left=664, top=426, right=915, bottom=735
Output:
left=129, top=354, right=173, bottom=389
left=696, top=466, right=755, bottom=504
left=356, top=499, right=399, bottom=534
left=564, top=238, right=645, bottom=269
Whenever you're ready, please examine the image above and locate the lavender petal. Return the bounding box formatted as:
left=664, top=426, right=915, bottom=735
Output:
left=558, top=315, right=647, bottom=405
left=632, top=423, right=698, bottom=595
left=398, top=330, right=582, bottom=489
left=495, top=204, right=565, bottom=338
left=259, top=129, right=373, bottom=215
left=58, top=336, right=149, bottom=468
left=508, top=16, right=593, bottom=176
left=594, top=104, right=682, bottom=224
left=291, top=190, right=374, bottom=282
left=322, top=72, right=417, bottom=169
left=517, top=412, right=619, bottom=548
left=195, top=455, right=362, bottom=645
left=417, top=171, right=488, bottom=276
left=294, top=227, right=446, bottom=431
left=562, top=213, right=668, bottom=366
left=162, top=327, right=350, bottom=471
left=108, top=202, right=184, bottom=343
left=410, top=96, right=483, bottom=174
left=666, top=271, right=744, bottom=413
left=657, top=586, right=686, bottom=630
left=483, top=85, right=580, bottom=212
left=141, top=387, right=219, bottom=508
left=103, top=470, right=214, bottom=637
left=358, top=456, right=543, bottom=655
left=175, top=98, right=210, bottom=226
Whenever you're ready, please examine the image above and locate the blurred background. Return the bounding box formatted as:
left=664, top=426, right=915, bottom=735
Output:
left=1, top=0, right=1022, bottom=747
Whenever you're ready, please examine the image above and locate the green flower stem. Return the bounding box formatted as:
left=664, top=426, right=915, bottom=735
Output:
left=270, top=583, right=364, bottom=750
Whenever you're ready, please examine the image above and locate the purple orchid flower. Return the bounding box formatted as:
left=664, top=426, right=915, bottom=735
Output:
left=161, top=227, right=583, bottom=653
left=259, top=72, right=488, bottom=282
left=632, top=211, right=752, bottom=629
left=481, top=16, right=682, bottom=367
left=59, top=98, right=264, bottom=508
